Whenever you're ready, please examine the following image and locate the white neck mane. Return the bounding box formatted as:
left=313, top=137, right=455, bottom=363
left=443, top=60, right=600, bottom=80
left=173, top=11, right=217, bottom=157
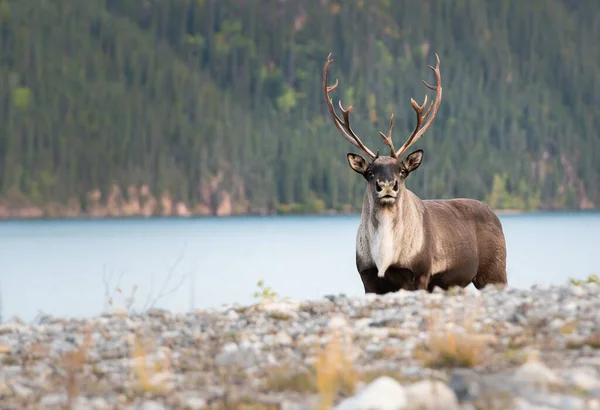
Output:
left=366, top=190, right=425, bottom=278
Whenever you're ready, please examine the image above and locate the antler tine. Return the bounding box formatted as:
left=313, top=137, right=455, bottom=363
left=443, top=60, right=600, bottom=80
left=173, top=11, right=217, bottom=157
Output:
left=378, top=113, right=397, bottom=158
left=323, top=53, right=376, bottom=160
left=395, top=53, right=443, bottom=159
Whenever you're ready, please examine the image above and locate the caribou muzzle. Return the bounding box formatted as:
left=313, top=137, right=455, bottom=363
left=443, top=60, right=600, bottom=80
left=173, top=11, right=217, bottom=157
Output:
left=376, top=179, right=399, bottom=205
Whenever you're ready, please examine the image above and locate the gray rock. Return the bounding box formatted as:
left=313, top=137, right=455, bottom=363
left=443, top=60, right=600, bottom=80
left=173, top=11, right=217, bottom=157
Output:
left=513, top=360, right=563, bottom=387
left=570, top=285, right=586, bottom=297
left=275, top=331, right=292, bottom=346
left=328, top=315, right=349, bottom=330
left=72, top=397, right=107, bottom=410
left=334, top=376, right=407, bottom=410
left=10, top=382, right=33, bottom=398
left=449, top=369, right=480, bottom=401
left=136, top=401, right=168, bottom=410
left=524, top=392, right=586, bottom=409
left=563, top=366, right=600, bottom=391
left=511, top=398, right=545, bottom=410
left=586, top=400, right=600, bottom=410
left=576, top=357, right=600, bottom=367
left=44, top=323, right=66, bottom=335
left=563, top=302, right=578, bottom=315
left=148, top=371, right=175, bottom=393
left=2, top=365, right=23, bottom=378
left=259, top=301, right=300, bottom=320
left=99, top=339, right=130, bottom=360
left=87, top=397, right=112, bottom=410
left=161, top=330, right=181, bottom=342
left=215, top=342, right=264, bottom=367
left=39, top=393, right=67, bottom=407
left=226, top=309, right=240, bottom=320
left=183, top=396, right=207, bottom=410
left=263, top=334, right=275, bottom=346
left=281, top=397, right=321, bottom=410
left=0, top=323, right=26, bottom=335
left=548, top=318, right=565, bottom=331
left=405, top=380, right=459, bottom=410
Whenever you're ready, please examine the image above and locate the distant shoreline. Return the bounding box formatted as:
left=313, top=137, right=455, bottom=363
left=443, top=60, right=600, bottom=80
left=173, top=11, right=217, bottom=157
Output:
left=1, top=207, right=600, bottom=222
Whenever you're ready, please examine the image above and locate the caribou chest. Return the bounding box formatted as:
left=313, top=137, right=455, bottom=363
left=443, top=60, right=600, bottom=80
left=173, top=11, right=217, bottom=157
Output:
left=366, top=203, right=425, bottom=278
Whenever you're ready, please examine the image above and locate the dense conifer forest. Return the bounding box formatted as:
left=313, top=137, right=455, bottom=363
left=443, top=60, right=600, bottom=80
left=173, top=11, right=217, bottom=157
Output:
left=0, top=0, right=598, bottom=218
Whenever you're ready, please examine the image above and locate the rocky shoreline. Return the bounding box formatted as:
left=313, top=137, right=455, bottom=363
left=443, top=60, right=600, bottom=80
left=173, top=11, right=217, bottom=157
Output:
left=0, top=207, right=526, bottom=221
left=2, top=282, right=600, bottom=409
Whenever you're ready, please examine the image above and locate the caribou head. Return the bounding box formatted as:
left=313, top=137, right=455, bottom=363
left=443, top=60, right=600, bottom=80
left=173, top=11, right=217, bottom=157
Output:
left=322, top=53, right=442, bottom=208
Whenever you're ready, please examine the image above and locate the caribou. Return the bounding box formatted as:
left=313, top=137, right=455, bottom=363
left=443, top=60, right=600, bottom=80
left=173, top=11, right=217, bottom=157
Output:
left=323, top=52, right=508, bottom=294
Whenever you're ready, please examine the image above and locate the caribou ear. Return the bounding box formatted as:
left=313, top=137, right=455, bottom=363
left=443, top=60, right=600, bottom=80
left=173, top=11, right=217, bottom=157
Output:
left=402, top=149, right=424, bottom=174
left=347, top=153, right=369, bottom=175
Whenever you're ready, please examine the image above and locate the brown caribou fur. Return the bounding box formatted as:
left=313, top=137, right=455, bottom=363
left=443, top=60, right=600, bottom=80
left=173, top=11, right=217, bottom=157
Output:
left=323, top=52, right=508, bottom=294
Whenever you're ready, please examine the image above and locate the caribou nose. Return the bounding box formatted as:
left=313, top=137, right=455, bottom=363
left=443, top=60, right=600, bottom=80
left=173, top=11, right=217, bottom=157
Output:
left=376, top=179, right=397, bottom=193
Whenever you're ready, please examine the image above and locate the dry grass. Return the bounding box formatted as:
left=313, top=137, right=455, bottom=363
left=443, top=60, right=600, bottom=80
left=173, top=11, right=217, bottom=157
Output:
left=566, top=333, right=600, bottom=350
left=371, top=345, right=402, bottom=361
left=263, top=365, right=317, bottom=393
left=212, top=400, right=279, bottom=410
left=358, top=370, right=408, bottom=385
left=313, top=324, right=358, bottom=410
left=22, top=342, right=50, bottom=368
left=266, top=311, right=294, bottom=321
left=503, top=349, right=528, bottom=365
left=558, top=321, right=577, bottom=335
left=131, top=335, right=172, bottom=394
left=507, top=334, right=530, bottom=349
left=415, top=293, right=492, bottom=369
left=59, top=331, right=93, bottom=408
left=585, top=333, right=600, bottom=349
left=421, top=330, right=487, bottom=368
left=264, top=365, right=414, bottom=397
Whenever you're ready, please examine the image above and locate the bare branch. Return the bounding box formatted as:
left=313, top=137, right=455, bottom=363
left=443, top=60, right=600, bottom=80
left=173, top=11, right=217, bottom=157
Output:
left=102, top=265, right=125, bottom=311
left=147, top=241, right=189, bottom=310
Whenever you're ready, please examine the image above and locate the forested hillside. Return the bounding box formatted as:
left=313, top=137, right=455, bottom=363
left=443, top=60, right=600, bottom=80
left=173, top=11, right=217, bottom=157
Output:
left=0, top=0, right=599, bottom=218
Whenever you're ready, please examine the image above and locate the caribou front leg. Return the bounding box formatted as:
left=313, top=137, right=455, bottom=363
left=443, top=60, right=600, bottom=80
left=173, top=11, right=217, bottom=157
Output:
left=416, top=274, right=429, bottom=290
left=360, top=268, right=399, bottom=295
left=410, top=259, right=433, bottom=291
left=413, top=268, right=433, bottom=291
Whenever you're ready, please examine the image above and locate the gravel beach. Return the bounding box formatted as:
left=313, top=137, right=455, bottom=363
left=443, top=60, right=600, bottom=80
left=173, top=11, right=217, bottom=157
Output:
left=2, top=282, right=600, bottom=410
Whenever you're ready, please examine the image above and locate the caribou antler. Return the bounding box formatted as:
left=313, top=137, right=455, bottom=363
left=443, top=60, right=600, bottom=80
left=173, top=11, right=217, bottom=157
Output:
left=323, top=53, right=376, bottom=160
left=379, top=114, right=397, bottom=158
left=394, top=53, right=443, bottom=159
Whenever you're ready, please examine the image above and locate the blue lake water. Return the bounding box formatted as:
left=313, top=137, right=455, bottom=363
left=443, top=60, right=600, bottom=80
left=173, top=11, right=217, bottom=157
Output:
left=1, top=212, right=599, bottom=323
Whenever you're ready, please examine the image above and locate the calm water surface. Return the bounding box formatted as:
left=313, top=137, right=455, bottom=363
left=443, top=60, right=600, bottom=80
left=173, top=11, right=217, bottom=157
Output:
left=1, top=212, right=599, bottom=322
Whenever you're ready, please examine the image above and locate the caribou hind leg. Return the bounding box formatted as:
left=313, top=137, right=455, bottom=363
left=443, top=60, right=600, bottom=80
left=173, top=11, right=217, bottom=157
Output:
left=472, top=262, right=508, bottom=290
left=427, top=256, right=479, bottom=292
left=472, top=239, right=508, bottom=290
left=427, top=268, right=476, bottom=292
